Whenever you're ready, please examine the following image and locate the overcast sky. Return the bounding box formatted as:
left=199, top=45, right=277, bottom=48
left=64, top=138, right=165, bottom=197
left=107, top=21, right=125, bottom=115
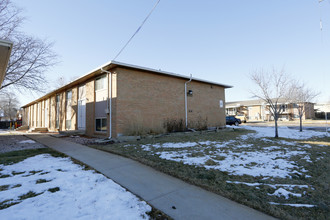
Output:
left=13, top=0, right=330, bottom=105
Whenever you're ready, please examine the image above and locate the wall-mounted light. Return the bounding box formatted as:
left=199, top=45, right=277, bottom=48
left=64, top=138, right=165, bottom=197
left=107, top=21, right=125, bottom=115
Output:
left=187, top=90, right=193, bottom=96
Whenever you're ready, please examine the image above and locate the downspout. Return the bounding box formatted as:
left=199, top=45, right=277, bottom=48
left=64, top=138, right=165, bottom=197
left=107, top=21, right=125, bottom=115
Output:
left=185, top=74, right=192, bottom=129
left=101, top=67, right=112, bottom=139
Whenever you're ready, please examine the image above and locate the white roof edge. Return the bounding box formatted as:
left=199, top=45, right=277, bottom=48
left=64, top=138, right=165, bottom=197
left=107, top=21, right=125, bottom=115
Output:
left=0, top=39, right=13, bottom=47
left=0, top=39, right=13, bottom=87
left=110, top=60, right=233, bottom=88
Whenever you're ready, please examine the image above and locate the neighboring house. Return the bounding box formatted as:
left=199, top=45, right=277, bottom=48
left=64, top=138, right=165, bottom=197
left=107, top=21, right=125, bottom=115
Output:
left=226, top=99, right=315, bottom=121
left=22, top=61, right=232, bottom=138
left=314, top=103, right=330, bottom=119
left=0, top=39, right=13, bottom=86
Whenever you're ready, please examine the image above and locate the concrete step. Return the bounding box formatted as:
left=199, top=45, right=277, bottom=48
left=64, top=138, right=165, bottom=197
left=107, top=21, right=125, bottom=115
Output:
left=30, top=127, right=49, bottom=133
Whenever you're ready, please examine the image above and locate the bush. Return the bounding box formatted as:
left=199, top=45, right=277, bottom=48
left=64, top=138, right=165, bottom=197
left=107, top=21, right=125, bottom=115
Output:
left=163, top=118, right=185, bottom=133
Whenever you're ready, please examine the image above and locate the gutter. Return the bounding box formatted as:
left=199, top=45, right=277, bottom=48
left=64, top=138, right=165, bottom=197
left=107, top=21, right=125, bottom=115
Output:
left=0, top=39, right=13, bottom=87
left=185, top=74, right=192, bottom=129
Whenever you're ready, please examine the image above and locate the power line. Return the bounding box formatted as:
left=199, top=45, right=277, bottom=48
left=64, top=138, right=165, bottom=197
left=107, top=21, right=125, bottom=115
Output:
left=318, top=0, right=324, bottom=42
left=112, top=0, right=161, bottom=61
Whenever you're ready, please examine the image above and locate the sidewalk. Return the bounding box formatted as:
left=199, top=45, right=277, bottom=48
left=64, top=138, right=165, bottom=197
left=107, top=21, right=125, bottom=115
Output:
left=27, top=134, right=276, bottom=220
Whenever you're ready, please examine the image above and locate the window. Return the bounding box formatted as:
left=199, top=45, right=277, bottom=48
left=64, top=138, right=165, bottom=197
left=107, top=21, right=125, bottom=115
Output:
left=280, top=104, right=288, bottom=112
left=95, top=75, right=106, bottom=91
left=96, top=118, right=107, bottom=132
left=66, top=91, right=72, bottom=130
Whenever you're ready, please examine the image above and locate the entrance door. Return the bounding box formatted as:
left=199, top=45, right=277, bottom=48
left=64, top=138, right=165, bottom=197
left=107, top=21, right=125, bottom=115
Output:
left=78, top=85, right=86, bottom=130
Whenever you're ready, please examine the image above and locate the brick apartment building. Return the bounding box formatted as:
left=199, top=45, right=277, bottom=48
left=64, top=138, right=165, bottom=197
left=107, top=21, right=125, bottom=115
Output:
left=22, top=61, right=231, bottom=137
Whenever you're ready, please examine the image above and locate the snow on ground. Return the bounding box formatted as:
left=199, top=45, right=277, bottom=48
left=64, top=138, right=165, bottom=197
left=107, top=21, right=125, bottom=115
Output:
left=18, top=140, right=36, bottom=144
left=268, top=202, right=315, bottom=208
left=268, top=188, right=302, bottom=199
left=0, top=154, right=151, bottom=220
left=157, top=148, right=308, bottom=178
left=0, top=129, right=9, bottom=134
left=241, top=126, right=327, bottom=139
left=123, top=125, right=324, bottom=209
left=134, top=125, right=327, bottom=178
left=260, top=138, right=296, bottom=146
left=226, top=181, right=309, bottom=189
left=141, top=142, right=197, bottom=151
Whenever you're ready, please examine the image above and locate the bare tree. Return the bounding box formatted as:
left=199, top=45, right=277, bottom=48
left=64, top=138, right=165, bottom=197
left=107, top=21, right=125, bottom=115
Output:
left=289, top=82, right=319, bottom=132
left=0, top=92, right=20, bottom=120
left=0, top=0, right=57, bottom=93
left=50, top=75, right=78, bottom=91
left=0, top=0, right=22, bottom=38
left=250, top=67, right=291, bottom=138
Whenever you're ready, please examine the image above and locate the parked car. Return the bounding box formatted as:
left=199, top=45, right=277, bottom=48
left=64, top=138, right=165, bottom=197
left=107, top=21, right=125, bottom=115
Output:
left=226, top=116, right=241, bottom=126
left=236, top=114, right=247, bottom=123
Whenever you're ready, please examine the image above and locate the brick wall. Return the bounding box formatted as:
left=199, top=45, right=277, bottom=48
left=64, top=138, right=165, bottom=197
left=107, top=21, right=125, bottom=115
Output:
left=85, top=79, right=95, bottom=136
left=22, top=66, right=228, bottom=137
left=114, top=67, right=226, bottom=136
left=71, top=87, right=78, bottom=130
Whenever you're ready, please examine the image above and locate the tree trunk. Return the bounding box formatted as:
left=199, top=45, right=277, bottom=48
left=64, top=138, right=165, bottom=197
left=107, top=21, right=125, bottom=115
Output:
left=274, top=115, right=279, bottom=138
left=299, top=115, right=303, bottom=132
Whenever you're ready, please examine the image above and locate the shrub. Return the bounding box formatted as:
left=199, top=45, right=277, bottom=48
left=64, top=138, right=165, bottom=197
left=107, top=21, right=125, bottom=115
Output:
left=163, top=118, right=185, bottom=133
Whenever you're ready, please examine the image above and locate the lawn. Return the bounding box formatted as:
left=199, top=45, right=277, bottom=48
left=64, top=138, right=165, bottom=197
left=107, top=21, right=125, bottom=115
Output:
left=0, top=148, right=156, bottom=220
left=91, top=126, right=330, bottom=220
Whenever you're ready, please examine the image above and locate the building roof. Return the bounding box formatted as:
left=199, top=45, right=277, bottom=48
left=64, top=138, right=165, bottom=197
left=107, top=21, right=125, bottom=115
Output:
left=226, top=99, right=266, bottom=108
left=0, top=39, right=13, bottom=87
left=226, top=98, right=314, bottom=108
left=22, top=61, right=232, bottom=108
left=314, top=103, right=330, bottom=112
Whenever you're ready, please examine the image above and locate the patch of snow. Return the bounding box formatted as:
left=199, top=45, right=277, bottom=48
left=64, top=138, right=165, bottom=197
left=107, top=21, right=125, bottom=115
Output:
left=264, top=146, right=282, bottom=151
left=158, top=148, right=308, bottom=178
left=241, top=126, right=326, bottom=139
left=142, top=142, right=198, bottom=151
left=268, top=188, right=302, bottom=199
left=302, top=155, right=312, bottom=163
left=270, top=184, right=309, bottom=189
left=316, top=157, right=324, bottom=161
left=141, top=144, right=151, bottom=151
left=269, top=202, right=315, bottom=208
left=18, top=140, right=36, bottom=144
left=260, top=138, right=296, bottom=146
left=0, top=154, right=151, bottom=219
left=198, top=141, right=219, bottom=145
left=301, top=144, right=312, bottom=149
left=158, top=151, right=210, bottom=165
left=214, top=140, right=236, bottom=148
left=278, top=140, right=297, bottom=146
left=226, top=181, right=309, bottom=190
left=162, top=142, right=198, bottom=148
left=234, top=144, right=254, bottom=148
left=226, top=181, right=261, bottom=187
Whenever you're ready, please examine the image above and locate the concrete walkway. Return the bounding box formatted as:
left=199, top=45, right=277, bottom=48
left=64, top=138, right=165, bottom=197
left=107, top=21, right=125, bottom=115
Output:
left=27, top=135, right=276, bottom=220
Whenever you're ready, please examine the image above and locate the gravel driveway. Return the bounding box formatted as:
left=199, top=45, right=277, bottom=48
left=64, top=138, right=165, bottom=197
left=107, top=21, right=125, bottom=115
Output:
left=0, top=132, right=46, bottom=153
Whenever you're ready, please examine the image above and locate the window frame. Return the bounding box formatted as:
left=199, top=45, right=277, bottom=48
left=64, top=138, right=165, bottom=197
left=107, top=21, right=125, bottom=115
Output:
left=95, top=75, right=107, bottom=92
left=95, top=117, right=107, bottom=132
